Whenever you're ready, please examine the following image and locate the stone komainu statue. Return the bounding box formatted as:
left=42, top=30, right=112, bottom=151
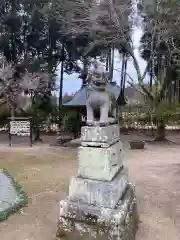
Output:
left=86, top=70, right=117, bottom=124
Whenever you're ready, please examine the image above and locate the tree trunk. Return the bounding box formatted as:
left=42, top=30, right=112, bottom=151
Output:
left=120, top=53, right=125, bottom=88
left=173, top=79, right=177, bottom=101
left=178, top=80, right=180, bottom=103
left=108, top=48, right=111, bottom=73
left=149, top=59, right=153, bottom=91
left=11, top=0, right=17, bottom=63
left=117, top=53, right=127, bottom=106
left=59, top=43, right=65, bottom=109
left=58, top=43, right=65, bottom=131
left=123, top=54, right=127, bottom=90
left=106, top=53, right=109, bottom=72
left=32, top=103, right=42, bottom=142
left=11, top=107, right=15, bottom=119
left=109, top=47, right=114, bottom=82
left=33, top=123, right=42, bottom=142
left=81, top=57, right=89, bottom=87
left=155, top=119, right=166, bottom=141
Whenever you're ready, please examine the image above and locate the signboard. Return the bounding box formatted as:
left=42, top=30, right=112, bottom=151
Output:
left=10, top=120, right=30, bottom=136
left=8, top=118, right=32, bottom=147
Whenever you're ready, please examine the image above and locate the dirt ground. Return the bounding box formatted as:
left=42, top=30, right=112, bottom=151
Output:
left=0, top=138, right=180, bottom=240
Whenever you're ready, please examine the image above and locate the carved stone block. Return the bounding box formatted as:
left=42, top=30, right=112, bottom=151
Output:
left=81, top=125, right=120, bottom=147
left=77, top=140, right=124, bottom=181
left=68, top=168, right=128, bottom=209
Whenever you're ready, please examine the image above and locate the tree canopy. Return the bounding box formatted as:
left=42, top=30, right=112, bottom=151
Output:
left=1, top=0, right=180, bottom=141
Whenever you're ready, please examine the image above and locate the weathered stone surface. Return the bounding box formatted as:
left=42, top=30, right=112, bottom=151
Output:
left=86, top=64, right=117, bottom=124
left=56, top=119, right=139, bottom=239
left=81, top=125, right=120, bottom=147
left=86, top=118, right=118, bottom=127
left=57, top=183, right=139, bottom=240
left=77, top=140, right=124, bottom=181
left=68, top=168, right=128, bottom=208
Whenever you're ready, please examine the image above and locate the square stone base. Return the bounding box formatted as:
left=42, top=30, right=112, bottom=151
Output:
left=57, top=183, right=139, bottom=240
left=81, top=124, right=120, bottom=147
left=69, top=167, right=128, bottom=208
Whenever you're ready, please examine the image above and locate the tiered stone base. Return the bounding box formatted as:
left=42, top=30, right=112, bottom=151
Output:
left=56, top=123, right=139, bottom=239
left=56, top=183, right=139, bottom=240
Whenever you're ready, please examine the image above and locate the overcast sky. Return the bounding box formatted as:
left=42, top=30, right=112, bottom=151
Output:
left=55, top=27, right=147, bottom=95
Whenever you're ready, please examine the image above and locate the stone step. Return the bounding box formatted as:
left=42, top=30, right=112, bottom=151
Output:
left=77, top=140, right=124, bottom=181
left=68, top=167, right=128, bottom=209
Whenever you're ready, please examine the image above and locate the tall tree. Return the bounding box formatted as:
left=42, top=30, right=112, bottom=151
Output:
left=76, top=0, right=180, bottom=140
left=137, top=0, right=180, bottom=140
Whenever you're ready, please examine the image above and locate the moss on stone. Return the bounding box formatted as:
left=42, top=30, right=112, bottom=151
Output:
left=0, top=168, right=28, bottom=221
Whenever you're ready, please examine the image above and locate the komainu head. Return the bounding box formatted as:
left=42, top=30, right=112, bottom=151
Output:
left=88, top=70, right=108, bottom=91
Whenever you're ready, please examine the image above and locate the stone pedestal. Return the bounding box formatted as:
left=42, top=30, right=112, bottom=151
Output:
left=57, top=123, right=139, bottom=239
left=77, top=140, right=124, bottom=181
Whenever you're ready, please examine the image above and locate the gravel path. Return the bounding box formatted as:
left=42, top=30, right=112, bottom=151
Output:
left=0, top=144, right=180, bottom=240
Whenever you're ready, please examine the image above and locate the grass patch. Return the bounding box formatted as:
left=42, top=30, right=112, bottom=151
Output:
left=0, top=148, right=75, bottom=195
